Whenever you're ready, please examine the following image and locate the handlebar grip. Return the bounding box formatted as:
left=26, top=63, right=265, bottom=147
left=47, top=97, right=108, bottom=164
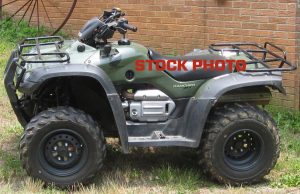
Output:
left=123, top=23, right=138, bottom=32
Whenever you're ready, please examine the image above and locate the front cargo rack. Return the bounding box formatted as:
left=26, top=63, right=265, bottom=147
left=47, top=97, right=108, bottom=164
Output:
left=18, top=36, right=70, bottom=64
left=209, top=42, right=297, bottom=72
left=6, top=36, right=70, bottom=90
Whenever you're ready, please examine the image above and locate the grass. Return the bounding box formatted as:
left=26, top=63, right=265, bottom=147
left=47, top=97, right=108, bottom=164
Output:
left=0, top=19, right=299, bottom=193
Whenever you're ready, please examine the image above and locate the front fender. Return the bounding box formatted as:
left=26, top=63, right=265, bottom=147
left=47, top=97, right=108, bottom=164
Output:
left=20, top=64, right=129, bottom=153
left=184, top=72, right=284, bottom=147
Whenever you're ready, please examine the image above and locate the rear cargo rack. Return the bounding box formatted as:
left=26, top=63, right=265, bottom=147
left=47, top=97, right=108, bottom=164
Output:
left=209, top=42, right=297, bottom=72
left=18, top=36, right=70, bottom=64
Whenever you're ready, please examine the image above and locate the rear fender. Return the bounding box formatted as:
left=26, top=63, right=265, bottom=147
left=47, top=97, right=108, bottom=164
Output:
left=195, top=72, right=284, bottom=99
left=184, top=72, right=284, bottom=147
left=20, top=64, right=129, bottom=153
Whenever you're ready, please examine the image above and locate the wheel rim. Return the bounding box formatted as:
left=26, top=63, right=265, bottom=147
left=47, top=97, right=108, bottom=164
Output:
left=39, top=129, right=88, bottom=177
left=223, top=129, right=264, bottom=171
left=0, top=0, right=77, bottom=35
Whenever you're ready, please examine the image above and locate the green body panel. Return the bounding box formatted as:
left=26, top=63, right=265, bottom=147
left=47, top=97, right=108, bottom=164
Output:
left=63, top=40, right=205, bottom=98
left=24, top=40, right=260, bottom=99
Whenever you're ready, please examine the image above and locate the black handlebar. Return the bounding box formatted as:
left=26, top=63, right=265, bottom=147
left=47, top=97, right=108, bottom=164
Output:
left=122, top=23, right=138, bottom=32
left=102, top=8, right=138, bottom=32
left=80, top=8, right=137, bottom=45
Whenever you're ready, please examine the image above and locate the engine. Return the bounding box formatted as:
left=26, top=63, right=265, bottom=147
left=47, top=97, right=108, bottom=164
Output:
left=122, top=90, right=175, bottom=122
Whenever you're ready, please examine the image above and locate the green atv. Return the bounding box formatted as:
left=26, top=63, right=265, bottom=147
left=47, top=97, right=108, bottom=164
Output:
left=4, top=8, right=297, bottom=187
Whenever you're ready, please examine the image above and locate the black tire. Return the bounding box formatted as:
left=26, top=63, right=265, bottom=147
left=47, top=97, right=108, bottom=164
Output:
left=199, top=103, right=280, bottom=185
left=19, top=107, right=106, bottom=187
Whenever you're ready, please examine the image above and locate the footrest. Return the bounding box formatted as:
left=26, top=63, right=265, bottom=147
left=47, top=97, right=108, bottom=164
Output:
left=128, top=136, right=195, bottom=147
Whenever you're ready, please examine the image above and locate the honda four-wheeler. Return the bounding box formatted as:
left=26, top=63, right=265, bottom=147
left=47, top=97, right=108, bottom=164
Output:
left=4, top=8, right=297, bottom=187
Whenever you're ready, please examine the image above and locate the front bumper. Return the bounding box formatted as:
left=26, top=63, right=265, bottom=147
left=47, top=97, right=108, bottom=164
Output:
left=4, top=50, right=28, bottom=127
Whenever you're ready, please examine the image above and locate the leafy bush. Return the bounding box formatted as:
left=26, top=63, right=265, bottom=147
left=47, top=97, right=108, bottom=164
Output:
left=267, top=106, right=300, bottom=134
left=0, top=19, right=46, bottom=42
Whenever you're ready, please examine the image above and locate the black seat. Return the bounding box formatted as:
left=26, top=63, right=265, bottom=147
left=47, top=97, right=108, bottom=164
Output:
left=148, top=49, right=231, bottom=81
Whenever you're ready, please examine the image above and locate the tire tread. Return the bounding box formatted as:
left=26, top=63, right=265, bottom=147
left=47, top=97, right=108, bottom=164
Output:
left=19, top=106, right=106, bottom=187
left=199, top=103, right=280, bottom=185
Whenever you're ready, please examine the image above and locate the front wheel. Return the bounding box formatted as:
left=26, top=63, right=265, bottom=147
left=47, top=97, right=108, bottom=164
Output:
left=199, top=103, right=280, bottom=185
left=20, top=107, right=106, bottom=187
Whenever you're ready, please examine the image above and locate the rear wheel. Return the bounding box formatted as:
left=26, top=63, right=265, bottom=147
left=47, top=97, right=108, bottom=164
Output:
left=199, top=103, right=279, bottom=185
left=20, top=106, right=106, bottom=187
